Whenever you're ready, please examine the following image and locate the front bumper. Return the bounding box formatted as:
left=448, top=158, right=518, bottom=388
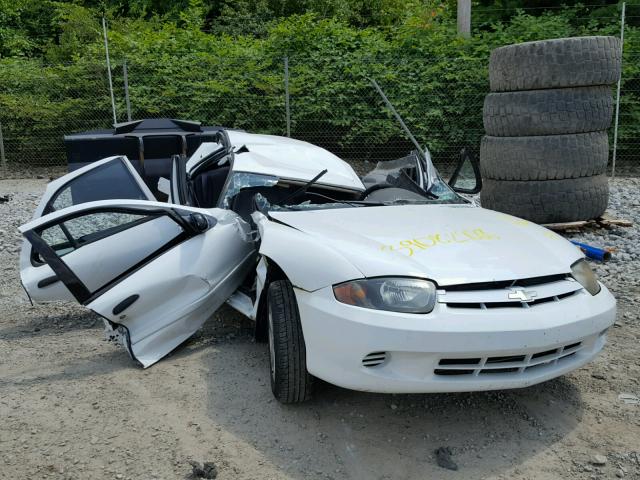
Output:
left=295, top=284, right=616, bottom=393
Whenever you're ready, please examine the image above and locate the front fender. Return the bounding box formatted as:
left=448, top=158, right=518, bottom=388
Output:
left=253, top=213, right=364, bottom=291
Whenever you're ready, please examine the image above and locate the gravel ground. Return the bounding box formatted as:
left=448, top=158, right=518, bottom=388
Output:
left=0, top=176, right=639, bottom=480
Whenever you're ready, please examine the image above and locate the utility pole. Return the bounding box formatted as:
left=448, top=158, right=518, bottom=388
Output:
left=457, top=0, right=471, bottom=38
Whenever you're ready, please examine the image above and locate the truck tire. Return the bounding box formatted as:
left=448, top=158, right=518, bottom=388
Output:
left=267, top=279, right=313, bottom=404
left=480, top=175, right=609, bottom=223
left=483, top=86, right=612, bottom=136
left=480, top=132, right=609, bottom=181
left=489, top=36, right=621, bottom=92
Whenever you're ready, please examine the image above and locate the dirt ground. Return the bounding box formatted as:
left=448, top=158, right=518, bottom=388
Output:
left=1, top=177, right=639, bottom=480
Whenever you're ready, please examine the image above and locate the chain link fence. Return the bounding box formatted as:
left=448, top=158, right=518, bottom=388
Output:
left=616, top=52, right=640, bottom=176
left=0, top=45, right=638, bottom=178
left=0, top=60, right=114, bottom=177
left=285, top=56, right=488, bottom=177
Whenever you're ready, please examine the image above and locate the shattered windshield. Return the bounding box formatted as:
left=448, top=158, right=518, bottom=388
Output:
left=223, top=156, right=465, bottom=214
left=219, top=172, right=278, bottom=208
left=254, top=194, right=359, bottom=212
left=361, top=154, right=465, bottom=205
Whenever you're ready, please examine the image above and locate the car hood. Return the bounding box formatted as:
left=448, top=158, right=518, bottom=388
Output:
left=269, top=204, right=582, bottom=286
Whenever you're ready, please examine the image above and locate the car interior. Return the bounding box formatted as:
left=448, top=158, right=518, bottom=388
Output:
left=172, top=134, right=462, bottom=227
left=228, top=184, right=362, bottom=223
left=180, top=138, right=366, bottom=215
left=181, top=155, right=435, bottom=226
left=190, top=165, right=231, bottom=208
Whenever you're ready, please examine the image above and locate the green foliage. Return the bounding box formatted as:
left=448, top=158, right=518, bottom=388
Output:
left=46, top=2, right=102, bottom=62
left=0, top=1, right=637, bottom=169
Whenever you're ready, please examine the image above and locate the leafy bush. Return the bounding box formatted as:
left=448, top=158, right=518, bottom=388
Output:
left=0, top=2, right=637, bottom=171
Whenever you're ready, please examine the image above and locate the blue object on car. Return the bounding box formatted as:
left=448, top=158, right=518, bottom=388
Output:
left=571, top=240, right=612, bottom=262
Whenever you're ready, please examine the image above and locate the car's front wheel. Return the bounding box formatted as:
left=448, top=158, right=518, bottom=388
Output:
left=267, top=279, right=313, bottom=403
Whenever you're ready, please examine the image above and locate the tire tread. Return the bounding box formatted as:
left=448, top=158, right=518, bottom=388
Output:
left=480, top=132, right=609, bottom=181
left=480, top=175, right=609, bottom=224
left=489, top=36, right=621, bottom=92
left=268, top=280, right=313, bottom=403
left=483, top=86, right=613, bottom=137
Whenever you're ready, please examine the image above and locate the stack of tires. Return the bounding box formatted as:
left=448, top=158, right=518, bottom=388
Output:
left=480, top=36, right=621, bottom=224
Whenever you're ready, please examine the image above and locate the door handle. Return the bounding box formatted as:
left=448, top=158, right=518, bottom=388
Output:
left=112, top=294, right=140, bottom=316
left=37, top=275, right=59, bottom=288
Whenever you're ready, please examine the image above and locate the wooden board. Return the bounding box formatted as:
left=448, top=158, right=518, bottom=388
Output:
left=542, top=220, right=589, bottom=231
left=542, top=214, right=632, bottom=231
left=598, top=214, right=633, bottom=228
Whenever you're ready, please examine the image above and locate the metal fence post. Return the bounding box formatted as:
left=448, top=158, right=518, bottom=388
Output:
left=457, top=0, right=471, bottom=38
left=611, top=1, right=626, bottom=179
left=123, top=60, right=132, bottom=122
left=284, top=56, right=291, bottom=137
left=102, top=17, right=117, bottom=125
left=0, top=122, right=6, bottom=174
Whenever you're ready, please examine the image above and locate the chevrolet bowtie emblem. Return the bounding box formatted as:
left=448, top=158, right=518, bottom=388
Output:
left=508, top=289, right=538, bottom=302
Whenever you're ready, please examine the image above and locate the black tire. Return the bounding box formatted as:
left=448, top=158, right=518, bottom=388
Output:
left=267, top=279, right=313, bottom=404
left=489, top=36, right=621, bottom=92
left=483, top=86, right=613, bottom=137
left=480, top=132, right=609, bottom=181
left=480, top=175, right=609, bottom=224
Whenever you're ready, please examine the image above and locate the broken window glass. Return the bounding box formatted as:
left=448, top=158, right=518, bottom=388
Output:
left=362, top=153, right=464, bottom=204
left=220, top=172, right=278, bottom=208
left=46, top=158, right=148, bottom=214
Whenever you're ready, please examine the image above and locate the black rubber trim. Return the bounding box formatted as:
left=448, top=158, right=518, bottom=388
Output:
left=169, top=155, right=178, bottom=203
left=37, top=275, right=60, bottom=288
left=23, top=230, right=91, bottom=303
left=113, top=294, right=140, bottom=315
left=21, top=281, right=34, bottom=307
left=448, top=148, right=482, bottom=194
left=170, top=154, right=190, bottom=205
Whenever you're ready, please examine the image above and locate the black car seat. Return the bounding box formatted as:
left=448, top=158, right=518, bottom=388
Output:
left=192, top=166, right=230, bottom=207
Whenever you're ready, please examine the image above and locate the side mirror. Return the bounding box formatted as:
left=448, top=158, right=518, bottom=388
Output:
left=448, top=148, right=482, bottom=194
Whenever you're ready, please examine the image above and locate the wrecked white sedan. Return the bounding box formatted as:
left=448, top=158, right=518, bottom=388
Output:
left=19, top=129, right=616, bottom=403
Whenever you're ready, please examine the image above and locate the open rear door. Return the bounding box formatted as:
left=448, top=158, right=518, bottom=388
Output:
left=20, top=200, right=255, bottom=367
left=21, top=156, right=156, bottom=303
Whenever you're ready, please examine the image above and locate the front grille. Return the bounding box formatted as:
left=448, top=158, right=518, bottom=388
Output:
left=438, top=277, right=582, bottom=310
left=445, top=290, right=579, bottom=309
left=443, top=274, right=569, bottom=292
left=362, top=351, right=387, bottom=367
left=434, top=341, right=583, bottom=376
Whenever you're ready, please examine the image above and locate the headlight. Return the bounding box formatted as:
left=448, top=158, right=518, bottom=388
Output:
left=333, top=277, right=437, bottom=314
left=571, top=259, right=601, bottom=296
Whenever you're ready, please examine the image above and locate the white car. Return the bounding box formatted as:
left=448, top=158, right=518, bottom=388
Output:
left=19, top=129, right=616, bottom=403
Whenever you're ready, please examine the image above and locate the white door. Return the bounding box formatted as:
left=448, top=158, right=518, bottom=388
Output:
left=20, top=156, right=156, bottom=303
left=20, top=199, right=255, bottom=367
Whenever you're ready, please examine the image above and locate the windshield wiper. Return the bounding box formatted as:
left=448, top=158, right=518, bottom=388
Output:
left=276, top=169, right=328, bottom=206
left=273, top=200, right=386, bottom=211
